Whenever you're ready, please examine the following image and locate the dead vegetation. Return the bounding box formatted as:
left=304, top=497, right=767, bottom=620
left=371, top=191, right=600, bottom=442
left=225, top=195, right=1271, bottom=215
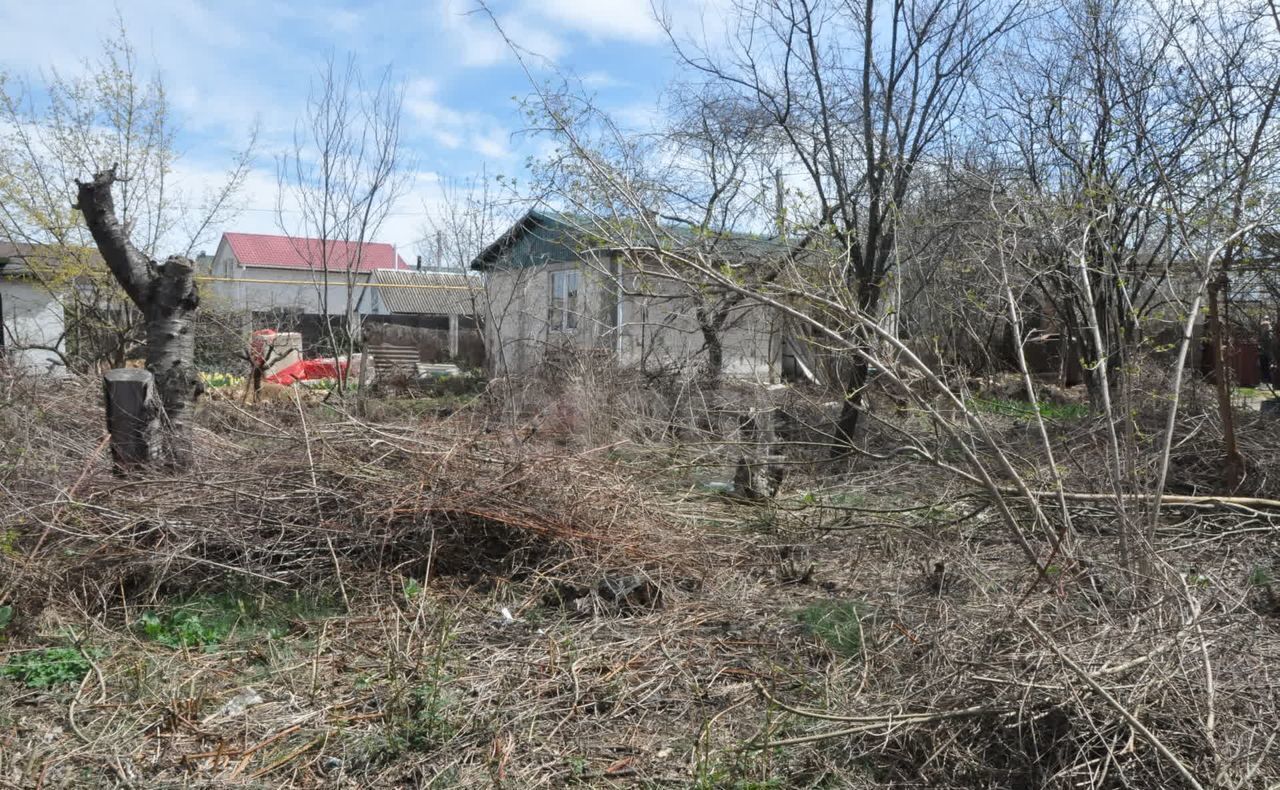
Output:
left=1, top=369, right=1279, bottom=788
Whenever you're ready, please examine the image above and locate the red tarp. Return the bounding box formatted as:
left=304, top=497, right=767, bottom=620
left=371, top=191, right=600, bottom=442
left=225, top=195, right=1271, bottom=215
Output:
left=266, top=358, right=349, bottom=385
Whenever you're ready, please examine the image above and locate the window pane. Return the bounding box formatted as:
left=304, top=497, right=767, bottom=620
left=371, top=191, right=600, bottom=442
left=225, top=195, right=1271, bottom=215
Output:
left=566, top=272, right=579, bottom=329
left=550, top=271, right=564, bottom=328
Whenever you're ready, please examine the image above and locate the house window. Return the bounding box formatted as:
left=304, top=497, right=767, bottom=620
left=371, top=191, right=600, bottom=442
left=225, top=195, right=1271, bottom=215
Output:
left=549, top=269, right=580, bottom=331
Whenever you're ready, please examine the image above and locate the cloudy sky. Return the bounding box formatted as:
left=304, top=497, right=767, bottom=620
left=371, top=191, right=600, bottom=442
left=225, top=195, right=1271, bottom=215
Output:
left=1, top=0, right=721, bottom=259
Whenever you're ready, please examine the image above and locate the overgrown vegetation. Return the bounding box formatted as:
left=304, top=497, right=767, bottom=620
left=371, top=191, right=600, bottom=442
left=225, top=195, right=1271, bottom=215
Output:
left=2, top=370, right=1278, bottom=787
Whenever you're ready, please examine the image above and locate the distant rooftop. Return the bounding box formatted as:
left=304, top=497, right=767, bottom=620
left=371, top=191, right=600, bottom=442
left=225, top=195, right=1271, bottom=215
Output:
left=222, top=232, right=408, bottom=273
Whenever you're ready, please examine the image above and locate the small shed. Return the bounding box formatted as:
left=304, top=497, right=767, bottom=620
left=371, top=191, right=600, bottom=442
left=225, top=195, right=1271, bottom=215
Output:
left=365, top=269, right=483, bottom=371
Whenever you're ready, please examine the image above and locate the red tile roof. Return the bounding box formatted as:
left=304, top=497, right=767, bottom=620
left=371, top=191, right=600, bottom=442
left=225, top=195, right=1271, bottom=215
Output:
left=222, top=232, right=407, bottom=273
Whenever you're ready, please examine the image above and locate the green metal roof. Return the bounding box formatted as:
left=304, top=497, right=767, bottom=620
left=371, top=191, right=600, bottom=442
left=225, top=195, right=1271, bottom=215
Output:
left=470, top=208, right=794, bottom=272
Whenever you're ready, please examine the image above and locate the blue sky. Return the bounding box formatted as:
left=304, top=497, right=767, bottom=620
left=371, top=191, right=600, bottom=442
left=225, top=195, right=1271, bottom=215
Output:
left=1, top=0, right=723, bottom=256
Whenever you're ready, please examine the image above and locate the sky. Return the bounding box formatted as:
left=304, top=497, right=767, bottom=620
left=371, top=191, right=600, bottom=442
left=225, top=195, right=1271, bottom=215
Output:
left=0, top=0, right=724, bottom=261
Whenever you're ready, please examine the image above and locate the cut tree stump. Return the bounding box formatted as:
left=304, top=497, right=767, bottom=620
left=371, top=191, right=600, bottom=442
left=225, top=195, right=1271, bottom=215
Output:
left=104, top=368, right=161, bottom=470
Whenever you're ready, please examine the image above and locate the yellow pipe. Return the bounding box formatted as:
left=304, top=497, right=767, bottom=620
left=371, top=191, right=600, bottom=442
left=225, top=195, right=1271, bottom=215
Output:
left=194, top=275, right=477, bottom=290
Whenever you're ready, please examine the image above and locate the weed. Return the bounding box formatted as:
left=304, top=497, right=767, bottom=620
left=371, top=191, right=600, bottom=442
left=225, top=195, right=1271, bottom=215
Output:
left=352, top=614, right=461, bottom=769
left=402, top=577, right=423, bottom=601
left=138, top=610, right=230, bottom=649
left=1, top=646, right=99, bottom=688
left=691, top=751, right=788, bottom=790
left=137, top=588, right=341, bottom=649
left=970, top=398, right=1089, bottom=421
left=797, top=600, right=869, bottom=658
left=827, top=491, right=867, bottom=507
left=565, top=755, right=589, bottom=781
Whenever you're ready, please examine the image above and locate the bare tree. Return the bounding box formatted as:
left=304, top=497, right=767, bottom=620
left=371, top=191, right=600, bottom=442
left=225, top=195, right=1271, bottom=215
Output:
left=665, top=0, right=1023, bottom=450
left=277, top=52, right=408, bottom=391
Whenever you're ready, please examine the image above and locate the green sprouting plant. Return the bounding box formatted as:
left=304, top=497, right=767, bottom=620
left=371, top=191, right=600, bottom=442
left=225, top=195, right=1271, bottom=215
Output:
left=402, top=577, right=423, bottom=601
left=970, top=397, right=1089, bottom=421
left=797, top=600, right=869, bottom=658
left=137, top=588, right=341, bottom=649
left=138, top=610, right=229, bottom=648
left=198, top=371, right=244, bottom=390
left=1, top=646, right=99, bottom=688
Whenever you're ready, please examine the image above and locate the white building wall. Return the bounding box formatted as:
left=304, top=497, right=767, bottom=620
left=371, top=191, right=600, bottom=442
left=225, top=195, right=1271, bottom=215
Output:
left=1, top=280, right=66, bottom=374
left=205, top=242, right=374, bottom=316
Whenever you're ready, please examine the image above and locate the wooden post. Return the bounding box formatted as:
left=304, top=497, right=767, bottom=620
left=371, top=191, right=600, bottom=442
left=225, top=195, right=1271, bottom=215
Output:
left=104, top=368, right=160, bottom=470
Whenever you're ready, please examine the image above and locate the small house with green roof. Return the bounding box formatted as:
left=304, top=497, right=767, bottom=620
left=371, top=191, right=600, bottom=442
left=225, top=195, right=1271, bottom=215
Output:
left=470, top=209, right=794, bottom=381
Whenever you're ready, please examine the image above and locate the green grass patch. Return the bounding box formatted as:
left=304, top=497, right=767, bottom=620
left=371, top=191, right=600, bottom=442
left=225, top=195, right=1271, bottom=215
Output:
left=1, top=646, right=100, bottom=688
left=797, top=600, right=870, bottom=658
left=970, top=397, right=1089, bottom=421
left=1248, top=566, right=1275, bottom=587
left=137, top=588, right=342, bottom=649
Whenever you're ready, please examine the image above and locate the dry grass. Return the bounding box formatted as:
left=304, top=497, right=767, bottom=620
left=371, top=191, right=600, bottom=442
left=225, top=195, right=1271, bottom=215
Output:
left=1, top=372, right=1278, bottom=788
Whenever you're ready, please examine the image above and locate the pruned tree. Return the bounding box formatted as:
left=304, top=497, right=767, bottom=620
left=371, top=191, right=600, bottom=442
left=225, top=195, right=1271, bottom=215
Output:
left=75, top=167, right=201, bottom=468
left=0, top=18, right=255, bottom=372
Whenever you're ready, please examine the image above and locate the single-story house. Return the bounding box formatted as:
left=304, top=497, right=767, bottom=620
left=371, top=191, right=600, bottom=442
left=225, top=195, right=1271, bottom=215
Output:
left=204, top=231, right=409, bottom=352
left=470, top=210, right=787, bottom=381
left=0, top=242, right=66, bottom=374
left=205, top=232, right=408, bottom=318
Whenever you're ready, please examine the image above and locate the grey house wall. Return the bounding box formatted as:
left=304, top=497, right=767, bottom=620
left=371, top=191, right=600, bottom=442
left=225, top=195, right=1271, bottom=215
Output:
left=480, top=237, right=779, bottom=380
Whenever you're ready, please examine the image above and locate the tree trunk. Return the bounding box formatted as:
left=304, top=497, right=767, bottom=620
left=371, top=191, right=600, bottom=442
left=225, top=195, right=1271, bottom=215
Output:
left=103, top=368, right=161, bottom=469
left=144, top=258, right=201, bottom=466
left=1208, top=274, right=1244, bottom=491
left=833, top=355, right=870, bottom=452
left=76, top=167, right=202, bottom=469
left=702, top=327, right=724, bottom=387
left=696, top=306, right=725, bottom=388
left=832, top=278, right=882, bottom=456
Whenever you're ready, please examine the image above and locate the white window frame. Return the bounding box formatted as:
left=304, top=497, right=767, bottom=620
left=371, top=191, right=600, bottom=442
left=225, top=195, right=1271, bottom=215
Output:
left=549, top=268, right=581, bottom=331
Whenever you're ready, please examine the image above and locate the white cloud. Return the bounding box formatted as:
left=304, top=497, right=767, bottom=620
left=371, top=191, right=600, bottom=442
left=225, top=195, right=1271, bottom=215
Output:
left=535, top=0, right=663, bottom=43
left=403, top=78, right=514, bottom=160
left=581, top=70, right=624, bottom=88
left=439, top=0, right=565, bottom=67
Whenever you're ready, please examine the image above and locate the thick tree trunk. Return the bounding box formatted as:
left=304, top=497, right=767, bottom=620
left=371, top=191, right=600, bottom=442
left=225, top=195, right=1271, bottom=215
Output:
left=833, top=355, right=870, bottom=452
left=145, top=257, right=200, bottom=466
left=76, top=167, right=201, bottom=469
left=103, top=368, right=161, bottom=469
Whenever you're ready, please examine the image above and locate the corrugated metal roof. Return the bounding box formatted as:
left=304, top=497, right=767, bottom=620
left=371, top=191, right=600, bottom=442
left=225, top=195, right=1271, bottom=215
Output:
left=369, top=269, right=479, bottom=316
